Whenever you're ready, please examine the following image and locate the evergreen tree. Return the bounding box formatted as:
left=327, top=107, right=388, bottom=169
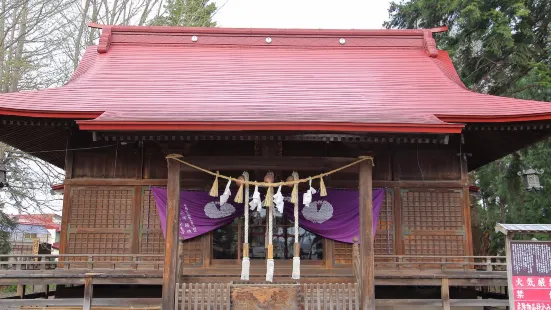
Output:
left=386, top=0, right=551, bottom=254
left=149, top=0, right=217, bottom=27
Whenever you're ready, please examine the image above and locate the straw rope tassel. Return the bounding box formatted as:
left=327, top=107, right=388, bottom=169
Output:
left=264, top=186, right=274, bottom=207
left=319, top=176, right=327, bottom=197
left=240, top=172, right=250, bottom=280
left=291, top=171, right=301, bottom=280
left=234, top=181, right=244, bottom=203
left=209, top=171, right=219, bottom=197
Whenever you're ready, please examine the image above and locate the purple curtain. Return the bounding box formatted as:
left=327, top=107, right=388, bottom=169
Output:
left=152, top=188, right=384, bottom=244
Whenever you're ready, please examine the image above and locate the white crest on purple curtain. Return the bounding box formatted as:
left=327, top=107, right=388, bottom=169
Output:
left=204, top=201, right=236, bottom=219
left=302, top=200, right=333, bottom=224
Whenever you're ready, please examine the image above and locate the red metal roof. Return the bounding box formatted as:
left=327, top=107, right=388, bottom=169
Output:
left=14, top=214, right=61, bottom=231
left=0, top=24, right=549, bottom=134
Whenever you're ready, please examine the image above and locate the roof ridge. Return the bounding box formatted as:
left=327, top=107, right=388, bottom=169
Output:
left=89, top=23, right=447, bottom=36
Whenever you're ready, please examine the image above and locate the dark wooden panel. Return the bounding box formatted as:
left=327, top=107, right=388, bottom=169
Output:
left=72, top=144, right=142, bottom=179
left=395, top=147, right=460, bottom=181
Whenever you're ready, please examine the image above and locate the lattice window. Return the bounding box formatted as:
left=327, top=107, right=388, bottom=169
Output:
left=334, top=190, right=395, bottom=264
left=333, top=241, right=352, bottom=265
left=403, top=235, right=464, bottom=256
left=402, top=190, right=463, bottom=231
left=182, top=236, right=203, bottom=265
left=140, top=189, right=165, bottom=255
left=67, top=232, right=131, bottom=255
left=139, top=188, right=202, bottom=265
left=375, top=190, right=394, bottom=255
left=141, top=189, right=162, bottom=230
left=69, top=187, right=134, bottom=229
left=140, top=231, right=165, bottom=254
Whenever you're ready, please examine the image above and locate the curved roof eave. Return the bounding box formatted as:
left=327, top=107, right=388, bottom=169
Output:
left=0, top=24, right=548, bottom=135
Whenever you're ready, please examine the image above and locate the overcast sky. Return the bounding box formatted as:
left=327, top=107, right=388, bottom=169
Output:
left=212, top=0, right=393, bottom=29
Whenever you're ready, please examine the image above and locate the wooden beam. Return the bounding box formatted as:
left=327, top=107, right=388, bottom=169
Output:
left=359, top=157, right=374, bottom=310
left=0, top=298, right=162, bottom=307
left=375, top=299, right=509, bottom=307
left=64, top=150, right=74, bottom=179
left=83, top=275, right=93, bottom=310
left=59, top=185, right=71, bottom=256
left=441, top=278, right=450, bottom=310
left=17, top=284, right=25, bottom=299
left=161, top=159, right=181, bottom=310
left=62, top=178, right=464, bottom=189
left=131, top=186, right=143, bottom=254
left=505, top=233, right=514, bottom=310
left=178, top=156, right=357, bottom=172
left=393, top=187, right=403, bottom=255
left=461, top=156, right=474, bottom=258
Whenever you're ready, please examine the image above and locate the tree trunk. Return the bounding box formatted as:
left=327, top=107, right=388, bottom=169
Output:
left=74, top=0, right=91, bottom=70
left=8, top=0, right=28, bottom=92
left=87, top=0, right=99, bottom=45
left=4, top=6, right=18, bottom=93
left=0, top=0, right=6, bottom=90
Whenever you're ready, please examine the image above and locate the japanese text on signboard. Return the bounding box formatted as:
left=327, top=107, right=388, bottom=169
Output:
left=511, top=241, right=551, bottom=310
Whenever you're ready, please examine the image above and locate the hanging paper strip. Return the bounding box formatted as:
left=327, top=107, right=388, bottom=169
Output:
left=152, top=188, right=384, bottom=243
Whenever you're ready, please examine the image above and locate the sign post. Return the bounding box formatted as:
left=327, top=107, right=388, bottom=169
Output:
left=32, top=238, right=40, bottom=261
left=509, top=239, right=551, bottom=309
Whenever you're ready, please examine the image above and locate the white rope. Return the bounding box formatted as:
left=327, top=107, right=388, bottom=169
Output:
left=241, top=257, right=250, bottom=281
left=292, top=256, right=300, bottom=280
left=241, top=172, right=250, bottom=281
left=292, top=171, right=301, bottom=280
left=243, top=172, right=249, bottom=244
left=268, top=205, right=273, bottom=245
left=266, top=258, right=274, bottom=282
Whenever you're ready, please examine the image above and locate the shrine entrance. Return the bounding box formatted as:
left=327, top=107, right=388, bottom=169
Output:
left=162, top=155, right=375, bottom=310
left=213, top=213, right=323, bottom=260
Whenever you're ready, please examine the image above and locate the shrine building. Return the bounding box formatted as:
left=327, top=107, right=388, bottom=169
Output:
left=0, top=24, right=550, bottom=309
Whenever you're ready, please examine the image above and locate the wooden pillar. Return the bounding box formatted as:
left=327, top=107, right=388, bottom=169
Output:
left=161, top=159, right=181, bottom=310
left=441, top=278, right=450, bottom=310
left=17, top=284, right=25, bottom=299
left=359, top=157, right=374, bottom=310
left=16, top=262, right=25, bottom=299
left=83, top=275, right=93, bottom=310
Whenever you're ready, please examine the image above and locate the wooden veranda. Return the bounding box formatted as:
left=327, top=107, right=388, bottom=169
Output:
left=0, top=252, right=509, bottom=309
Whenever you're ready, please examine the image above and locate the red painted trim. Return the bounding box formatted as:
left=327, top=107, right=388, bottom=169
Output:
left=51, top=184, right=64, bottom=191
left=0, top=108, right=102, bottom=119
left=76, top=120, right=465, bottom=134
left=97, top=27, right=112, bottom=53
left=430, top=25, right=449, bottom=33
left=437, top=113, right=551, bottom=123
left=423, top=31, right=439, bottom=57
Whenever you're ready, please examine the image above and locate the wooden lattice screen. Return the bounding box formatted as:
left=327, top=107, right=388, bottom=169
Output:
left=140, top=189, right=203, bottom=265
left=333, top=189, right=394, bottom=265
left=66, top=187, right=134, bottom=257
left=402, top=189, right=465, bottom=256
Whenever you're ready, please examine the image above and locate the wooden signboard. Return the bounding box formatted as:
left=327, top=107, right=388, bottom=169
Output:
left=510, top=241, right=551, bottom=309
left=32, top=238, right=39, bottom=261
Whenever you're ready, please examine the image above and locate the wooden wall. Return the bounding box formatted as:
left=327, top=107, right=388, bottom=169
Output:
left=60, top=139, right=472, bottom=266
